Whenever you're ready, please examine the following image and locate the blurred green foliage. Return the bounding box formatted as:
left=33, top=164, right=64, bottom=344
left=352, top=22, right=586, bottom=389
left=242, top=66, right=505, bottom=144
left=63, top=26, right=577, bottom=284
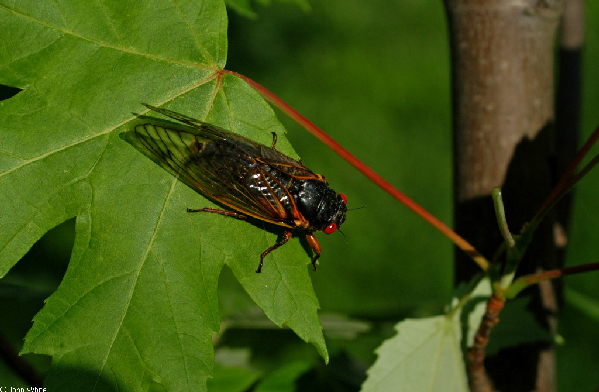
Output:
left=227, top=1, right=453, bottom=317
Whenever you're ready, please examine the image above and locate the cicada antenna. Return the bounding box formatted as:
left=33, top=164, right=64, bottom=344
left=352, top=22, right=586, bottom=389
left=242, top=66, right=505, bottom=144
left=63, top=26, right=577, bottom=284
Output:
left=347, top=205, right=366, bottom=211
left=337, top=228, right=349, bottom=245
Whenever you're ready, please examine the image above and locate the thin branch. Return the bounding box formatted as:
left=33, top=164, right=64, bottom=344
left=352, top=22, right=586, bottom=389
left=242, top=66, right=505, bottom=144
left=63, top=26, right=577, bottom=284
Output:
left=507, top=262, right=599, bottom=298
left=468, top=291, right=505, bottom=392
left=532, top=123, right=599, bottom=225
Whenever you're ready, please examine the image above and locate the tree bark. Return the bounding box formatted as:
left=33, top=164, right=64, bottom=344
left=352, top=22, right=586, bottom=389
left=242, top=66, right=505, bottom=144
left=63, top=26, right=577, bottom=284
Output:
left=444, top=1, right=565, bottom=391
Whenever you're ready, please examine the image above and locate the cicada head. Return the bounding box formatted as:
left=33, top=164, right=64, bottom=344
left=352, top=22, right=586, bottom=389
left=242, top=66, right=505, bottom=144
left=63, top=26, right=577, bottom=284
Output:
left=292, top=179, right=347, bottom=234
left=321, top=192, right=347, bottom=235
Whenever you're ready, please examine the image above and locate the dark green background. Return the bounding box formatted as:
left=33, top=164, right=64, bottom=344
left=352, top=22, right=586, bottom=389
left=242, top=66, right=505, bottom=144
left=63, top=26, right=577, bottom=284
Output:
left=227, top=2, right=453, bottom=316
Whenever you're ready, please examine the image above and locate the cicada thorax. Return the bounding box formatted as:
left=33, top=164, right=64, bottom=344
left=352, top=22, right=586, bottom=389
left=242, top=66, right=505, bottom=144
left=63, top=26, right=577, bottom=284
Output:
left=288, top=178, right=347, bottom=232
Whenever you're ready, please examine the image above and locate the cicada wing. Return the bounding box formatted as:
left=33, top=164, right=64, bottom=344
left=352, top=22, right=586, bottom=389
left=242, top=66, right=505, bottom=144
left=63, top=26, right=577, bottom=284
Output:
left=142, top=103, right=209, bottom=129
left=134, top=123, right=219, bottom=195
left=142, top=103, right=260, bottom=146
left=142, top=104, right=318, bottom=175
left=134, top=123, right=297, bottom=226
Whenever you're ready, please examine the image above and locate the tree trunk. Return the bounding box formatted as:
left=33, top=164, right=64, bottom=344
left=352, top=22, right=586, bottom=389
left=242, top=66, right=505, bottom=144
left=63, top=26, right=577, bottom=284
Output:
left=444, top=1, right=565, bottom=391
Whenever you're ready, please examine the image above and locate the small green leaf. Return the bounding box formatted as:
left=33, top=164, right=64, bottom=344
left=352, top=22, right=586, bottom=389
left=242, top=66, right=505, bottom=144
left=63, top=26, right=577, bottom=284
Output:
left=361, top=314, right=468, bottom=392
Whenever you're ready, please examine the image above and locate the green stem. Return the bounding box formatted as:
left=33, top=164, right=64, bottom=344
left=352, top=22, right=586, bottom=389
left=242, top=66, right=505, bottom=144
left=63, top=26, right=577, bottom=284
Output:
left=492, top=189, right=520, bottom=292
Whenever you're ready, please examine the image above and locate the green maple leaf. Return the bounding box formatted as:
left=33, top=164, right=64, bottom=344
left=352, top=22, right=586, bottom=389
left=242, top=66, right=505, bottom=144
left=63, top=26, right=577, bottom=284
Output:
left=0, top=0, right=327, bottom=390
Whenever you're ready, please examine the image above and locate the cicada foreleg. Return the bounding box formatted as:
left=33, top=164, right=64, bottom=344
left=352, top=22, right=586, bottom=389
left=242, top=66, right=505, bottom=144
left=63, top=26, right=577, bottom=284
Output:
left=270, top=132, right=277, bottom=149
left=305, top=233, right=322, bottom=271
left=258, top=229, right=293, bottom=273
left=187, top=207, right=249, bottom=220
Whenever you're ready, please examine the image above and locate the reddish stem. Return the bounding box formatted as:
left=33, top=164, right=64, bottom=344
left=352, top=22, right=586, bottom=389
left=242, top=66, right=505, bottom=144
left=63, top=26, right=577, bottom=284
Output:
left=467, top=291, right=506, bottom=392
left=533, top=123, right=599, bottom=223
left=224, top=70, right=489, bottom=271
left=524, top=262, right=599, bottom=285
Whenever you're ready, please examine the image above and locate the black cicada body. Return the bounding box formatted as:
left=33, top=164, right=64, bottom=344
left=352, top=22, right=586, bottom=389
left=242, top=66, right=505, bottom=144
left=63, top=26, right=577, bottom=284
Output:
left=134, top=104, right=347, bottom=273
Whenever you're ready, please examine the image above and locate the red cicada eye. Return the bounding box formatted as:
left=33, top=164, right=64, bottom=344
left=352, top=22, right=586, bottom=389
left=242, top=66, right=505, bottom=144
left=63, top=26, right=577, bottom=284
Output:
left=324, top=223, right=337, bottom=234
left=340, top=193, right=347, bottom=204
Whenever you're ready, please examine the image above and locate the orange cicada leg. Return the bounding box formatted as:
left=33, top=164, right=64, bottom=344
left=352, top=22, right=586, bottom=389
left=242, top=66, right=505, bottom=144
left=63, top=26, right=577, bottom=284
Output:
left=270, top=132, right=277, bottom=149
left=187, top=207, right=248, bottom=219
left=305, top=233, right=322, bottom=271
left=258, top=229, right=293, bottom=273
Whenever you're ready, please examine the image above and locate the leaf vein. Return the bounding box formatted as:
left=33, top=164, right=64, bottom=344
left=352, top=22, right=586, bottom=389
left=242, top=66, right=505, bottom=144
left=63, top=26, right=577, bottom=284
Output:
left=167, top=0, right=213, bottom=67
left=25, top=270, right=138, bottom=346
left=153, top=246, right=198, bottom=383
left=97, top=0, right=125, bottom=47
left=94, top=175, right=180, bottom=390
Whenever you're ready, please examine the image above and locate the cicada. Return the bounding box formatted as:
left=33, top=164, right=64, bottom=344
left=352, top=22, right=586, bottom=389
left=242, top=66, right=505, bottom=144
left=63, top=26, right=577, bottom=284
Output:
left=134, top=103, right=347, bottom=273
